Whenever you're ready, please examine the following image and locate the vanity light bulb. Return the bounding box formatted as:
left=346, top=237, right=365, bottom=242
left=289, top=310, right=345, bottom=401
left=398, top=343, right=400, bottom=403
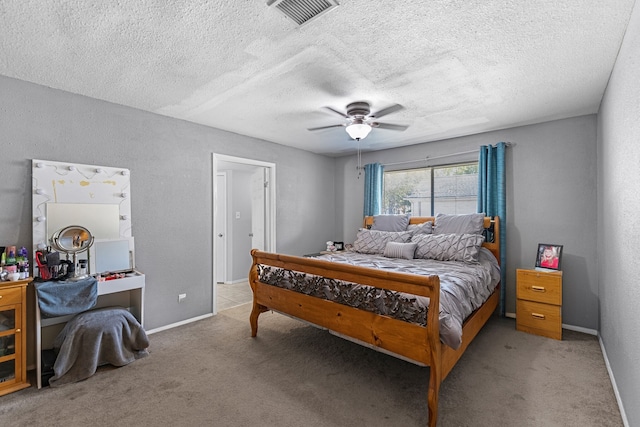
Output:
left=36, top=216, right=46, bottom=222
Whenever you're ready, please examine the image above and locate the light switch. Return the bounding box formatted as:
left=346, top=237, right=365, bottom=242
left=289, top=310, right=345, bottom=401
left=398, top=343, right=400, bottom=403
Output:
left=235, top=211, right=241, bottom=219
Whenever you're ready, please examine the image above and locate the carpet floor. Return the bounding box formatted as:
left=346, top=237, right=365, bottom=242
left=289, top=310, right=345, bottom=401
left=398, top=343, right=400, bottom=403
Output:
left=0, top=303, right=623, bottom=426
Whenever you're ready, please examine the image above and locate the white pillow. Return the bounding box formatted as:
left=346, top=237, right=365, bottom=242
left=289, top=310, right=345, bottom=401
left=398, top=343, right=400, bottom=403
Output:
left=353, top=229, right=413, bottom=254
left=412, top=233, right=485, bottom=263
left=383, top=242, right=418, bottom=260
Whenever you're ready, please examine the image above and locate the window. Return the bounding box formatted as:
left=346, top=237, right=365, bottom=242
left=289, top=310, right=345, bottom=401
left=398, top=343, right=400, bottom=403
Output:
left=383, top=163, right=478, bottom=216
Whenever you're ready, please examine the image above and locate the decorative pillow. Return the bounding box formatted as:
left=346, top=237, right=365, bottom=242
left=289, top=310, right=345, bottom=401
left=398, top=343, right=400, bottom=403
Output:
left=407, top=221, right=433, bottom=235
left=383, top=242, right=418, bottom=260
left=353, top=229, right=413, bottom=254
left=412, top=233, right=485, bottom=263
left=370, top=214, right=410, bottom=232
left=434, top=213, right=485, bottom=235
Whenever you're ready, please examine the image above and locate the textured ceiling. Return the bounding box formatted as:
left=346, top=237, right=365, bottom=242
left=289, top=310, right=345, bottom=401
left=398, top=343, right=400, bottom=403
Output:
left=0, top=1, right=635, bottom=156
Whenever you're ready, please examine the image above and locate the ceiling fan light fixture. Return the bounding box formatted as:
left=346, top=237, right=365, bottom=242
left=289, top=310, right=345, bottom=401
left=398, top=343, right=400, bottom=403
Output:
left=346, top=123, right=372, bottom=140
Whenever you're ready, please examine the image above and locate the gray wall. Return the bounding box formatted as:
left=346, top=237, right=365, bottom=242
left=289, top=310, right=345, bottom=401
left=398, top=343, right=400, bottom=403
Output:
left=598, top=1, right=640, bottom=424
left=0, top=76, right=337, bottom=341
left=335, top=115, right=599, bottom=331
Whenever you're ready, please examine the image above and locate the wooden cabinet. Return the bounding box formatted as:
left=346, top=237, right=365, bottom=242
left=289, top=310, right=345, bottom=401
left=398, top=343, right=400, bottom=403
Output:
left=0, top=278, right=32, bottom=396
left=516, top=269, right=562, bottom=340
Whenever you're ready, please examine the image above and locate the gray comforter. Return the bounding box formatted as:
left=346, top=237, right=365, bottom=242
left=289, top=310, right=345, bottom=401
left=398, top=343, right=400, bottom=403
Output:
left=258, top=248, right=500, bottom=349
left=49, top=307, right=149, bottom=387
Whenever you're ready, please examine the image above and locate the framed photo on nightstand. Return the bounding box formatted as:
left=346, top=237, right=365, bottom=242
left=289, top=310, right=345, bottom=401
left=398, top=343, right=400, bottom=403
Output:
left=535, top=243, right=563, bottom=271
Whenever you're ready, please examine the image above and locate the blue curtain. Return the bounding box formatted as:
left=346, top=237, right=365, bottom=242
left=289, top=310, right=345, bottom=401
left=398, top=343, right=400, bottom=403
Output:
left=478, top=142, right=507, bottom=316
left=363, top=163, right=384, bottom=216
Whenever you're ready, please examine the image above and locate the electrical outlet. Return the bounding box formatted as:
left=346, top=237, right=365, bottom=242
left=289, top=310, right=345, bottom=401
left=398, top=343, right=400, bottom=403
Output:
left=178, top=293, right=186, bottom=303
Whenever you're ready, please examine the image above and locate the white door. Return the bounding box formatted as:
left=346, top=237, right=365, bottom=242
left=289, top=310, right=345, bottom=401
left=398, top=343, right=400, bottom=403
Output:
left=251, top=168, right=266, bottom=251
left=215, top=172, right=227, bottom=284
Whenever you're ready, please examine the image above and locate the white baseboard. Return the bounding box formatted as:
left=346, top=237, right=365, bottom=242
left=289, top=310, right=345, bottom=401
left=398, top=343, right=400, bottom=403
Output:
left=505, top=312, right=597, bottom=336
left=562, top=323, right=597, bottom=336
left=599, top=335, right=630, bottom=427
left=27, top=313, right=215, bottom=370
left=146, top=313, right=213, bottom=335
left=219, top=278, right=248, bottom=285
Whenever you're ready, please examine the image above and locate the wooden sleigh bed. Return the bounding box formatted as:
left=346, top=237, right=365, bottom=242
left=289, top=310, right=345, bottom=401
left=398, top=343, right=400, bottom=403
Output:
left=248, top=215, right=500, bottom=427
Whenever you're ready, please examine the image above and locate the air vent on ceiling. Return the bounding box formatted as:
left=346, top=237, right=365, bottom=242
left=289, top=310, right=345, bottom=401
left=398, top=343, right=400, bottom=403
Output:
left=267, top=0, right=339, bottom=26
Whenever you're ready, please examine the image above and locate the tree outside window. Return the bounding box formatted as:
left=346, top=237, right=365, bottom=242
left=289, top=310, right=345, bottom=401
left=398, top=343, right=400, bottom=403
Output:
left=383, top=163, right=478, bottom=216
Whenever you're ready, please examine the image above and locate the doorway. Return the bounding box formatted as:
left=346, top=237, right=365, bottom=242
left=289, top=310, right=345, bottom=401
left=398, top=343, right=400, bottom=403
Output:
left=212, top=154, right=276, bottom=314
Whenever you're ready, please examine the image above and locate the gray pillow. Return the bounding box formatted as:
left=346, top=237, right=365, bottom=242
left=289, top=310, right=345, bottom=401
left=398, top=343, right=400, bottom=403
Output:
left=434, top=213, right=485, bottom=235
left=370, top=214, right=410, bottom=232
left=407, top=221, right=433, bottom=235
left=353, top=229, right=413, bottom=254
left=412, top=233, right=485, bottom=263
left=383, top=242, right=418, bottom=260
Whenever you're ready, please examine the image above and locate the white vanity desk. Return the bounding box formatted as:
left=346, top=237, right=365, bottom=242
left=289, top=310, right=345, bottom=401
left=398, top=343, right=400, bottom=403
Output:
left=31, top=159, right=143, bottom=389
left=34, top=272, right=145, bottom=389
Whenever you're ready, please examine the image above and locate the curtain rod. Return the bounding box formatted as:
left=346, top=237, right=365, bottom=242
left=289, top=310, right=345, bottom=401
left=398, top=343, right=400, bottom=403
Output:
left=382, top=149, right=477, bottom=167
left=381, top=142, right=512, bottom=167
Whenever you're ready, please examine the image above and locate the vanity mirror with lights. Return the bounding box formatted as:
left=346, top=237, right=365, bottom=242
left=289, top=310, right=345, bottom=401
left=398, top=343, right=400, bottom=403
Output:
left=31, top=159, right=145, bottom=389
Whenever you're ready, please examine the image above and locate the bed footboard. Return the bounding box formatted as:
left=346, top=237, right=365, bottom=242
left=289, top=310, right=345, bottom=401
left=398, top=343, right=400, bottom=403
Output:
left=248, top=249, right=443, bottom=426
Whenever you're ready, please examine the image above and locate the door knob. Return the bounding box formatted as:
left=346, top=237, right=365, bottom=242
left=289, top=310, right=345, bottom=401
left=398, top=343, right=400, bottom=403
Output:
left=249, top=233, right=254, bottom=237
left=218, top=234, right=223, bottom=237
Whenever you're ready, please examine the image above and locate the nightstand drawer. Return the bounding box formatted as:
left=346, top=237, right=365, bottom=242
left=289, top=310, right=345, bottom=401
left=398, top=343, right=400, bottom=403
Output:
left=0, top=286, right=22, bottom=305
left=516, top=269, right=562, bottom=305
left=516, top=299, right=562, bottom=340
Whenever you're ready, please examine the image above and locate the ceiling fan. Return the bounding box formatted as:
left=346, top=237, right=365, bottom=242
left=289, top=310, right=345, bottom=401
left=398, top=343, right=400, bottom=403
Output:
left=308, top=101, right=409, bottom=141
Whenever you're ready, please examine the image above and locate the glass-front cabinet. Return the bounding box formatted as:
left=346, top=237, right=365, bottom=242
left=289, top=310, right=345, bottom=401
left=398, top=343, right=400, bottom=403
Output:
left=0, top=279, right=31, bottom=396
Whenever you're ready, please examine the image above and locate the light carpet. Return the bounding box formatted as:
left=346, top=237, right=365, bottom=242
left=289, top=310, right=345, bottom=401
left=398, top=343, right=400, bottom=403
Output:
left=0, top=303, right=623, bottom=426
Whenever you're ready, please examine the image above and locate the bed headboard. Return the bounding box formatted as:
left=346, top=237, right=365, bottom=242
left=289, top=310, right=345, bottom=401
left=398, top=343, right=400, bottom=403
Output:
left=363, top=216, right=501, bottom=265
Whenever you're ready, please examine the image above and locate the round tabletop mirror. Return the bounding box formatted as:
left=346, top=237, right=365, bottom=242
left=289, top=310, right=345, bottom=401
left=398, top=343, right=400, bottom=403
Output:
left=50, top=225, right=94, bottom=280
left=51, top=225, right=94, bottom=254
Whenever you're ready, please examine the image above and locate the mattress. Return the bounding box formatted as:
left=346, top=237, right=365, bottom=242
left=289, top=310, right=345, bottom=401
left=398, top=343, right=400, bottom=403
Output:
left=257, top=247, right=500, bottom=349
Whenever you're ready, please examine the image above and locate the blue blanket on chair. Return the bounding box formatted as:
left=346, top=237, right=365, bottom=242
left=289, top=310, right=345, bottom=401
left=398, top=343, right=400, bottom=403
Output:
left=34, top=277, right=98, bottom=318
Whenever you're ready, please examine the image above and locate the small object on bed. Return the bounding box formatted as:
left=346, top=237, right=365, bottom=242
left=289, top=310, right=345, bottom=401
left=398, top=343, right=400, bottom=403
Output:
left=48, top=307, right=149, bottom=387
left=326, top=241, right=336, bottom=251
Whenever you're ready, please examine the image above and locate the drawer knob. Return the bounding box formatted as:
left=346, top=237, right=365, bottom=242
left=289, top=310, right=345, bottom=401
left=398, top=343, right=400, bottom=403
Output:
left=532, top=286, right=546, bottom=292
left=531, top=313, right=546, bottom=320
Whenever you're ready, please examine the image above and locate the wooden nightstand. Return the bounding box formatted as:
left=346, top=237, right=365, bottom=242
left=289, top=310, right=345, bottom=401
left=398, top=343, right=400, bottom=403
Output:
left=516, top=269, right=562, bottom=340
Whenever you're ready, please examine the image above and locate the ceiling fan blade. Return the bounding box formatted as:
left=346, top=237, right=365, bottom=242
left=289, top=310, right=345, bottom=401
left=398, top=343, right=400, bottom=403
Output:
left=307, top=124, right=345, bottom=131
left=371, top=103, right=404, bottom=119
left=371, top=122, right=409, bottom=131
left=322, top=106, right=349, bottom=118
